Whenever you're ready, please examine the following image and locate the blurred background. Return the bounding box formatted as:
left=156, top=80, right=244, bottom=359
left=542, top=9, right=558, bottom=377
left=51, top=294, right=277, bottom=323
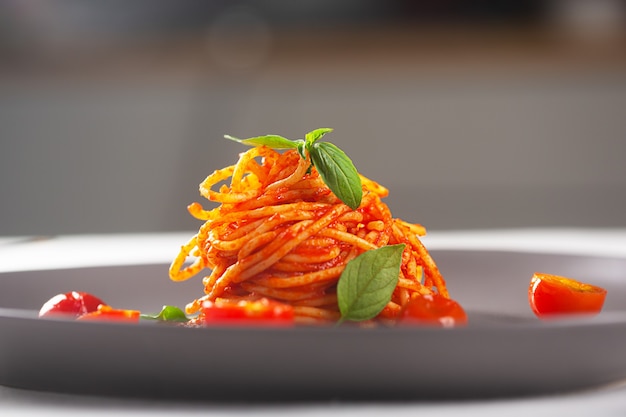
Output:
left=1, top=0, right=625, bottom=236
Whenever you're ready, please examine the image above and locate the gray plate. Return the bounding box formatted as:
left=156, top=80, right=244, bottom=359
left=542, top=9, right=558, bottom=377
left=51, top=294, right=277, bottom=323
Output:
left=1, top=250, right=626, bottom=401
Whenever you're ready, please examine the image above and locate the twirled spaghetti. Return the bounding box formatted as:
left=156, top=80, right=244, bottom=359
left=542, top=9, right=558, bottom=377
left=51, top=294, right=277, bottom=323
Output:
left=169, top=146, right=449, bottom=325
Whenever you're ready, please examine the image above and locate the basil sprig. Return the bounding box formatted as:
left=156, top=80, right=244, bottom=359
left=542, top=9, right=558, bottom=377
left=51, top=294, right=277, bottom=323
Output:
left=336, top=244, right=405, bottom=323
left=225, top=128, right=362, bottom=209
left=141, top=305, right=188, bottom=322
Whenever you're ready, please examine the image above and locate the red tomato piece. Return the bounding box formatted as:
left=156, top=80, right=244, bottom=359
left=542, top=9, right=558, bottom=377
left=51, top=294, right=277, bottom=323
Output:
left=200, top=298, right=294, bottom=327
left=529, top=272, right=607, bottom=318
left=77, top=305, right=140, bottom=322
left=400, top=293, right=468, bottom=327
left=39, top=291, right=106, bottom=318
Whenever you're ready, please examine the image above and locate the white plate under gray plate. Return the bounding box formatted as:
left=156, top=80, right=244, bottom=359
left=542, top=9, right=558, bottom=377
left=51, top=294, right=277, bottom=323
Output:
left=1, top=250, right=626, bottom=401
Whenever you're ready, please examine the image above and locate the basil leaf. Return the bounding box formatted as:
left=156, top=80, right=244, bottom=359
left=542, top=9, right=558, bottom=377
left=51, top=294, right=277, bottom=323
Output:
left=305, top=128, right=333, bottom=147
left=309, top=141, right=362, bottom=210
left=141, top=305, right=188, bottom=322
left=297, top=141, right=307, bottom=160
left=224, top=134, right=300, bottom=149
left=337, top=244, right=405, bottom=322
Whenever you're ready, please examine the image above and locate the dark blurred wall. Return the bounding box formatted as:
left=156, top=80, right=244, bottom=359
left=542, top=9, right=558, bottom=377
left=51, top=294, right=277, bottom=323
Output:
left=1, top=1, right=626, bottom=235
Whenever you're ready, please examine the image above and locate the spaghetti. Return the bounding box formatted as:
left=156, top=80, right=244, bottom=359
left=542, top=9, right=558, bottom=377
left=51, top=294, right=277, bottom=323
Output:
left=170, top=145, right=449, bottom=325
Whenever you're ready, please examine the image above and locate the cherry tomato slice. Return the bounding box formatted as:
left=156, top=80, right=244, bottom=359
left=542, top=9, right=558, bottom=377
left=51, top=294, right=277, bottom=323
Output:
left=39, top=291, right=106, bottom=318
left=77, top=305, right=140, bottom=322
left=529, top=272, right=607, bottom=318
left=199, top=298, right=294, bottom=327
left=400, top=293, right=468, bottom=327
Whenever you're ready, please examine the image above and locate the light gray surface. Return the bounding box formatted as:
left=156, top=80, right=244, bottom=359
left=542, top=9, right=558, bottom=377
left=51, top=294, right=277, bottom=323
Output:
left=1, top=383, right=626, bottom=417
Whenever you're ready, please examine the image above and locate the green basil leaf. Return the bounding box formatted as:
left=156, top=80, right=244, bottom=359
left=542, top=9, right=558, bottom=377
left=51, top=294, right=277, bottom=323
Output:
left=337, top=244, right=405, bottom=322
left=309, top=141, right=362, bottom=210
left=224, top=134, right=300, bottom=149
left=141, top=305, right=188, bottom=322
left=305, top=128, right=333, bottom=146
left=296, top=141, right=307, bottom=160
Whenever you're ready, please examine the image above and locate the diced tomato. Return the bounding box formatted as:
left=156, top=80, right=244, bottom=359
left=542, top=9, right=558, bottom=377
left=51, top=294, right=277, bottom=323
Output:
left=199, top=298, right=294, bottom=327
left=39, top=291, right=106, bottom=318
left=529, top=272, right=607, bottom=318
left=77, top=304, right=140, bottom=322
left=400, top=293, right=467, bottom=327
